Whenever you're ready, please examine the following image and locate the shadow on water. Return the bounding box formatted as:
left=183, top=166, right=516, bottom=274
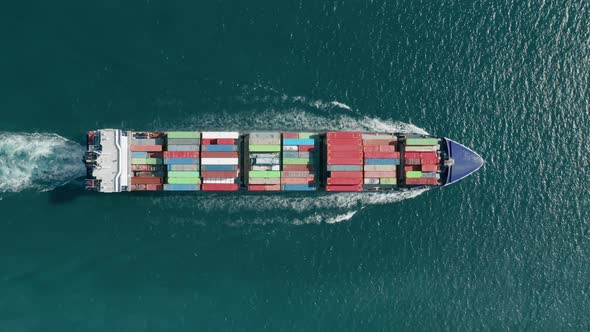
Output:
left=47, top=178, right=90, bottom=204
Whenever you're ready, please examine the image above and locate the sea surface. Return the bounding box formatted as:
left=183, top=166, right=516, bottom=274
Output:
left=0, top=1, right=589, bottom=331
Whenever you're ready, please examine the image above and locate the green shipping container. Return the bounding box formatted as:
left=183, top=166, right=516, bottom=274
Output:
left=146, top=158, right=163, bottom=165
left=167, top=131, right=200, bottom=139
left=248, top=144, right=281, bottom=152
left=131, top=158, right=147, bottom=164
left=380, top=178, right=397, bottom=185
left=167, top=177, right=201, bottom=184
left=248, top=171, right=281, bottom=178
left=406, top=138, right=438, bottom=146
left=297, top=132, right=316, bottom=139
left=406, top=171, right=423, bottom=178
left=167, top=171, right=201, bottom=178
left=283, top=158, right=313, bottom=165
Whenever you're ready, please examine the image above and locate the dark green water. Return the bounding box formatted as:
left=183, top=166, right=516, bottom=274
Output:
left=1, top=1, right=589, bottom=330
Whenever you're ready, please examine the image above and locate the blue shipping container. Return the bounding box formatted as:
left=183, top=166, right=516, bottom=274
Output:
left=201, top=165, right=238, bottom=171
left=422, top=172, right=438, bottom=178
left=163, top=184, right=200, bottom=191
left=282, top=139, right=315, bottom=146
left=282, top=152, right=299, bottom=158
left=132, top=152, right=149, bottom=158
left=202, top=145, right=238, bottom=152
left=281, top=184, right=317, bottom=191
left=364, top=158, right=401, bottom=165
left=164, top=158, right=199, bottom=165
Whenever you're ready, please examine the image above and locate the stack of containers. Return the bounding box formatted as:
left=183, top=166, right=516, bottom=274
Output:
left=362, top=133, right=400, bottom=190
left=281, top=132, right=317, bottom=191
left=130, top=133, right=164, bottom=191
left=163, top=132, right=201, bottom=191
left=325, top=132, right=364, bottom=192
left=201, top=132, right=240, bottom=191
left=404, top=137, right=441, bottom=186
left=248, top=132, right=281, bottom=191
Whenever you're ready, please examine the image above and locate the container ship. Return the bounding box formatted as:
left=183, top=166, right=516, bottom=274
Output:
left=83, top=130, right=483, bottom=193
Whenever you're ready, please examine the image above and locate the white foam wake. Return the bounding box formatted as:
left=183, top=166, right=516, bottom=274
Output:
left=161, top=109, right=429, bottom=135
left=0, top=133, right=86, bottom=193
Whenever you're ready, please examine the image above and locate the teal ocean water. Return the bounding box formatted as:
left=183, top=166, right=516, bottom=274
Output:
left=1, top=1, right=589, bottom=330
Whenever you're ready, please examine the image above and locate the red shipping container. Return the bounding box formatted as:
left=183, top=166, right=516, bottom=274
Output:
left=404, top=166, right=421, bottom=172
left=282, top=165, right=314, bottom=171
left=248, top=184, right=281, bottom=191
left=421, top=165, right=438, bottom=172
left=327, top=177, right=363, bottom=185
left=363, top=152, right=400, bottom=158
left=362, top=139, right=395, bottom=146
left=328, top=144, right=363, bottom=152
left=281, top=171, right=313, bottom=177
left=421, top=158, right=440, bottom=165
left=326, top=185, right=363, bottom=192
left=201, top=151, right=238, bottom=158
left=406, top=178, right=439, bottom=185
left=201, top=171, right=238, bottom=178
left=147, top=152, right=164, bottom=158
left=131, top=177, right=163, bottom=185
left=201, top=139, right=214, bottom=145
left=164, top=151, right=200, bottom=158
left=327, top=157, right=363, bottom=165
left=329, top=171, right=363, bottom=178
left=364, top=171, right=397, bottom=178
left=363, top=145, right=396, bottom=152
left=405, top=152, right=421, bottom=158
left=282, top=132, right=299, bottom=138
left=281, top=177, right=315, bottom=184
left=327, top=138, right=363, bottom=145
left=130, top=145, right=162, bottom=152
left=217, top=139, right=236, bottom=145
left=420, top=152, right=438, bottom=159
left=326, top=132, right=362, bottom=139
left=146, top=184, right=163, bottom=191
left=298, top=145, right=315, bottom=152
left=202, top=184, right=239, bottom=191
left=328, top=151, right=363, bottom=158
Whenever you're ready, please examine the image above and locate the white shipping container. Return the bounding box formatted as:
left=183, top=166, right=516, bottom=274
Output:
left=202, top=131, right=240, bottom=139
left=250, top=153, right=280, bottom=159
left=283, top=145, right=298, bottom=151
left=203, top=178, right=236, bottom=184
left=252, top=165, right=273, bottom=171
left=364, top=165, right=397, bottom=171
left=271, top=165, right=280, bottom=171
left=362, top=134, right=395, bottom=140
left=249, top=138, right=281, bottom=145
left=201, top=158, right=239, bottom=165
left=364, top=178, right=380, bottom=184
left=405, top=145, right=438, bottom=152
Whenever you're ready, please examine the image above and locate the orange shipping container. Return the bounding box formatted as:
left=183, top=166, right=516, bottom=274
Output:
left=280, top=178, right=315, bottom=185
left=130, top=145, right=162, bottom=152
left=131, top=177, right=163, bottom=185
left=248, top=184, right=281, bottom=191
